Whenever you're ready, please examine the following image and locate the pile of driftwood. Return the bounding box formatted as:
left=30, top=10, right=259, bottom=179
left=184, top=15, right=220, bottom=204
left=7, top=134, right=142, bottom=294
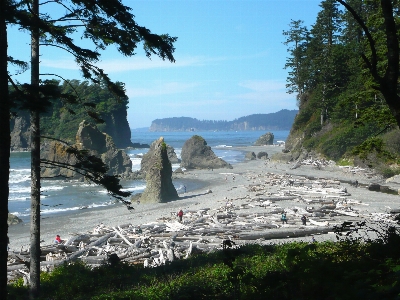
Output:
left=289, top=157, right=381, bottom=181
left=7, top=171, right=396, bottom=283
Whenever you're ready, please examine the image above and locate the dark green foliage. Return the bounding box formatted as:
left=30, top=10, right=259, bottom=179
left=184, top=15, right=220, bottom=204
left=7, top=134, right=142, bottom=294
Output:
left=284, top=1, right=400, bottom=170
left=14, top=80, right=129, bottom=143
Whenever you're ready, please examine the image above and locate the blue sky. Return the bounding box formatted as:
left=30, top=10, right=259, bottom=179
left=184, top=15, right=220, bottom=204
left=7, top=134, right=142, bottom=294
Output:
left=8, top=0, right=323, bottom=129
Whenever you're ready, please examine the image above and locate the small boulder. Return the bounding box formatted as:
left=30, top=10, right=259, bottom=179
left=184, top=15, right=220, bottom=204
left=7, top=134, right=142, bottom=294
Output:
left=245, top=152, right=256, bottom=160
left=257, top=152, right=268, bottom=160
left=368, top=183, right=380, bottom=191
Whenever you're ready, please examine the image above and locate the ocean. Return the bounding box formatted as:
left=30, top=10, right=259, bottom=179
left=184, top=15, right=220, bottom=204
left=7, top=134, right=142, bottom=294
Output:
left=9, top=130, right=289, bottom=222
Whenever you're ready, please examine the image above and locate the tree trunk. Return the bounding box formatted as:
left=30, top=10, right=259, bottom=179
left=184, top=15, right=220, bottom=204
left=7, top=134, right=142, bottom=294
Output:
left=29, top=0, right=41, bottom=298
left=379, top=0, right=400, bottom=126
left=0, top=1, right=10, bottom=298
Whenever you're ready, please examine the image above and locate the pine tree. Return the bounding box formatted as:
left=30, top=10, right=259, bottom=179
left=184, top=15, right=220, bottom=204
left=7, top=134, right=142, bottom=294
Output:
left=4, top=1, right=177, bottom=298
left=283, top=19, right=310, bottom=106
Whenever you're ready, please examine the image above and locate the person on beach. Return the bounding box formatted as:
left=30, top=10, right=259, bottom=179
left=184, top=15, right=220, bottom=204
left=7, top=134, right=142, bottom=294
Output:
left=281, top=212, right=287, bottom=224
left=54, top=235, right=62, bottom=244
left=183, top=185, right=186, bottom=193
left=301, top=215, right=307, bottom=226
left=177, top=209, right=184, bottom=222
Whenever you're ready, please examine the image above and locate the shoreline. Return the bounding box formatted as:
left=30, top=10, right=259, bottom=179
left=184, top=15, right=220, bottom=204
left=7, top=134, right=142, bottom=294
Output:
left=8, top=145, right=400, bottom=250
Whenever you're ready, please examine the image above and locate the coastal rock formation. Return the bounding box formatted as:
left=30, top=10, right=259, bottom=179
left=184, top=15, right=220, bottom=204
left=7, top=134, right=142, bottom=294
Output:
left=166, top=145, right=181, bottom=164
left=140, top=137, right=178, bottom=203
left=41, top=120, right=133, bottom=179
left=10, top=112, right=31, bottom=151
left=10, top=103, right=133, bottom=150
left=101, top=106, right=133, bottom=148
left=180, top=135, right=232, bottom=170
left=8, top=213, right=22, bottom=226
left=254, top=132, right=274, bottom=145
left=245, top=152, right=256, bottom=160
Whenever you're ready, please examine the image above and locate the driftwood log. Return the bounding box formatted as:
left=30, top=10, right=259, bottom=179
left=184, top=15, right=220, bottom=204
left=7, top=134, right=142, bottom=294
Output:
left=8, top=168, right=396, bottom=281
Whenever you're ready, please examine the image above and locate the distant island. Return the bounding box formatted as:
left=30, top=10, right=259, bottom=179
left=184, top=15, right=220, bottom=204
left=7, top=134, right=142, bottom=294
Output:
left=149, top=109, right=298, bottom=132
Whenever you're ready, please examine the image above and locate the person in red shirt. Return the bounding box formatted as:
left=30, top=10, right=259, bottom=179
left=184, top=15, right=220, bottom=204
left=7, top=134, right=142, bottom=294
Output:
left=177, top=209, right=183, bottom=222
left=54, top=235, right=62, bottom=244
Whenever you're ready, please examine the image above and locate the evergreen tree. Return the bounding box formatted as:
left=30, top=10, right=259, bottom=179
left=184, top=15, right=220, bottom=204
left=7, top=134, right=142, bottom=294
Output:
left=0, top=1, right=11, bottom=298
left=336, top=0, right=400, bottom=126
left=4, top=1, right=177, bottom=298
left=283, top=19, right=310, bottom=106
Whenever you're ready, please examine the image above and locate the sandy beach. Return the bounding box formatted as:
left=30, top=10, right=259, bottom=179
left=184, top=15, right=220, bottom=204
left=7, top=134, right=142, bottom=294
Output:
left=8, top=145, right=400, bottom=250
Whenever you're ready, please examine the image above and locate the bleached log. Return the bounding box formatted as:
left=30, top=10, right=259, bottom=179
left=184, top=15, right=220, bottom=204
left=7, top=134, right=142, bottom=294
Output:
left=80, top=255, right=108, bottom=264
left=122, top=252, right=152, bottom=262
left=237, top=227, right=334, bottom=240
left=308, top=218, right=330, bottom=226
left=112, top=227, right=134, bottom=246
left=63, top=232, right=115, bottom=263
left=64, top=234, right=91, bottom=246
left=7, top=264, right=28, bottom=272
left=333, top=210, right=358, bottom=217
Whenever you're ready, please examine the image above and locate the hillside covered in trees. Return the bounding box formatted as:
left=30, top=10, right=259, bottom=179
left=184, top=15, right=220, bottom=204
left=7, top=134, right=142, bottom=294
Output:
left=10, top=80, right=133, bottom=150
left=284, top=0, right=400, bottom=176
left=149, top=109, right=298, bottom=131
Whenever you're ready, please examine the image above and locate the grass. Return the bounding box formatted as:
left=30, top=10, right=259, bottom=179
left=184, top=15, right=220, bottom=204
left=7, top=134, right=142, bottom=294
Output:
left=8, top=225, right=400, bottom=300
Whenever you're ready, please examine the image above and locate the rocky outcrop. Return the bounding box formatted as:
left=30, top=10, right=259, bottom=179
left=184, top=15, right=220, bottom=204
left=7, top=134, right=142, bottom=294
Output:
left=41, top=120, right=133, bottom=179
left=101, top=107, right=133, bottom=148
left=167, top=145, right=180, bottom=164
left=10, top=112, right=31, bottom=151
left=8, top=213, right=23, bottom=225
left=180, top=135, right=232, bottom=170
left=140, top=137, right=178, bottom=203
left=254, top=132, right=274, bottom=145
left=10, top=107, right=133, bottom=150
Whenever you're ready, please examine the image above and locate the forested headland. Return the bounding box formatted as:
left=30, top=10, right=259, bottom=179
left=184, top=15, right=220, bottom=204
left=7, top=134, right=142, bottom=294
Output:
left=10, top=80, right=133, bottom=150
left=149, top=109, right=298, bottom=131
left=283, top=1, right=400, bottom=176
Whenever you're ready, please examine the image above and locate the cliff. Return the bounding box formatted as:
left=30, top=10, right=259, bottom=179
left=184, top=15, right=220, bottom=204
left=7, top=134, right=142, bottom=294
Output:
left=10, top=80, right=133, bottom=151
left=149, top=109, right=298, bottom=132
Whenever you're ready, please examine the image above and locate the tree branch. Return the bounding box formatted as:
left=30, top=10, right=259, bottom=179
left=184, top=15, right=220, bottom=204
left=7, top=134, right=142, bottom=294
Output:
left=336, top=0, right=379, bottom=81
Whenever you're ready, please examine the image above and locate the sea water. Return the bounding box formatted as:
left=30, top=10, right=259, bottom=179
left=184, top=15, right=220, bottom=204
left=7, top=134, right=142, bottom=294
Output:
left=9, top=130, right=289, bottom=222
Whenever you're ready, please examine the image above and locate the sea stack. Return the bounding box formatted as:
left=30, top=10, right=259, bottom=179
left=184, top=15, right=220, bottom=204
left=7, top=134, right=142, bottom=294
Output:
left=180, top=135, right=232, bottom=169
left=40, top=120, right=133, bottom=179
left=140, top=137, right=178, bottom=203
left=254, top=132, right=274, bottom=145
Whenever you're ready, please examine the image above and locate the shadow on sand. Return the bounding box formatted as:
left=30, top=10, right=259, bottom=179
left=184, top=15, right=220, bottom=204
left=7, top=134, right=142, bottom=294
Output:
left=177, top=192, right=211, bottom=200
